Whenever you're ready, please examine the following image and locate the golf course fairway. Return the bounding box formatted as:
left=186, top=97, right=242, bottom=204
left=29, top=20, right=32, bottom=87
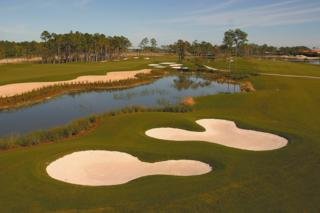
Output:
left=0, top=58, right=319, bottom=212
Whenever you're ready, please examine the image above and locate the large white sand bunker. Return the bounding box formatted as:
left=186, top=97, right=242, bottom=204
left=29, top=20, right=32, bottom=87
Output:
left=0, top=69, right=151, bottom=97
left=46, top=150, right=211, bottom=186
left=146, top=119, right=288, bottom=151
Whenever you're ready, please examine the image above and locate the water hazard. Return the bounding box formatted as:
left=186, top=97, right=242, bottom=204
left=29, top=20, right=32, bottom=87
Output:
left=0, top=74, right=240, bottom=136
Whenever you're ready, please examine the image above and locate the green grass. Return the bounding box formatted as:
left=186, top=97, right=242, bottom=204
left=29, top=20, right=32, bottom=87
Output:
left=207, top=57, right=320, bottom=76
left=0, top=58, right=319, bottom=212
left=0, top=56, right=175, bottom=85
left=0, top=106, right=192, bottom=150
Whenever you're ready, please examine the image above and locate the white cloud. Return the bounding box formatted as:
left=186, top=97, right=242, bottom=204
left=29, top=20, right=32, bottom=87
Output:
left=188, top=0, right=239, bottom=15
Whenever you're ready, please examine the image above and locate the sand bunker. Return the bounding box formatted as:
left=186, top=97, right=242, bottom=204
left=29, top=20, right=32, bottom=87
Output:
left=0, top=69, right=151, bottom=97
left=169, top=64, right=183, bottom=67
left=171, top=66, right=182, bottom=69
left=149, top=62, right=188, bottom=70
left=160, top=62, right=176, bottom=65
left=46, top=150, right=211, bottom=186
left=146, top=119, right=288, bottom=151
left=148, top=64, right=168, bottom=69
left=203, top=65, right=219, bottom=71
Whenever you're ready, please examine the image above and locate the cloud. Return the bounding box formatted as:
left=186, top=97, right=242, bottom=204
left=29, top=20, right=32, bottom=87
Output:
left=188, top=0, right=239, bottom=15
left=159, top=0, right=320, bottom=28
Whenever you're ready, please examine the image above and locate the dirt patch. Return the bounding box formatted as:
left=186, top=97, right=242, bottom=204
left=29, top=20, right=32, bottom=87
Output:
left=241, top=81, right=256, bottom=92
left=182, top=97, right=196, bottom=106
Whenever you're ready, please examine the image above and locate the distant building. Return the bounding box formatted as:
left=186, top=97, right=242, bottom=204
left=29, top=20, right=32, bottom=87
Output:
left=313, top=49, right=320, bottom=54
left=301, top=49, right=320, bottom=56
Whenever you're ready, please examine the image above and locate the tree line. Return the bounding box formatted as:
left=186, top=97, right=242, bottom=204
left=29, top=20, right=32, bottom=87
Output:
left=163, top=40, right=218, bottom=61
left=0, top=31, right=132, bottom=63
left=40, top=31, right=131, bottom=63
left=0, top=40, right=42, bottom=59
left=0, top=29, right=313, bottom=62
left=165, top=29, right=312, bottom=61
left=139, top=37, right=158, bottom=52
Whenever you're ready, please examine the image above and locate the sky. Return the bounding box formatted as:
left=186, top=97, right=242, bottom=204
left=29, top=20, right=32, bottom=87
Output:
left=0, top=0, right=319, bottom=48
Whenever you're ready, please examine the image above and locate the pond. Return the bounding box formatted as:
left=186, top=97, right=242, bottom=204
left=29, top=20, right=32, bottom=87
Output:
left=288, top=59, right=320, bottom=65
left=0, top=74, right=240, bottom=136
left=308, top=60, right=320, bottom=65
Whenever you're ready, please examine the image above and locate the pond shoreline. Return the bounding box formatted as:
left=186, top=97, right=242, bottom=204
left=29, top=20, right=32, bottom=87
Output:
left=0, top=70, right=253, bottom=111
left=0, top=72, right=243, bottom=137
left=0, top=105, right=193, bottom=151
left=0, top=70, right=165, bottom=111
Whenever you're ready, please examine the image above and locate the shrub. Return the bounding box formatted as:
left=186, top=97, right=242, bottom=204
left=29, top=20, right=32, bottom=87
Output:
left=0, top=104, right=193, bottom=151
left=0, top=116, right=98, bottom=150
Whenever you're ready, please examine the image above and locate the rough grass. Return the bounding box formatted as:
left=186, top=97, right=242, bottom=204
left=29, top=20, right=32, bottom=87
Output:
left=0, top=58, right=319, bottom=212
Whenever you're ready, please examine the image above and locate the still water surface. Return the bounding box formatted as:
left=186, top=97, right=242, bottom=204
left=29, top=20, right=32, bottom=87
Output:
left=288, top=59, right=320, bottom=65
left=0, top=74, right=240, bottom=136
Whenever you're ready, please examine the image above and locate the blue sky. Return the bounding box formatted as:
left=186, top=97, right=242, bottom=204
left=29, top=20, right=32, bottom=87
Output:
left=0, top=0, right=319, bottom=48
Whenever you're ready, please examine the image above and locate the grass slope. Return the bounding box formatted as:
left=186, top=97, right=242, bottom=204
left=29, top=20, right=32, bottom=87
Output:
left=0, top=58, right=319, bottom=212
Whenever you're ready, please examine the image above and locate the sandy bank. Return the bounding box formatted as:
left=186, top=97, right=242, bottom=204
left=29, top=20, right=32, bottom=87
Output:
left=0, top=69, right=151, bottom=97
left=0, top=57, right=42, bottom=64
left=145, top=119, right=288, bottom=151
left=46, top=150, right=211, bottom=186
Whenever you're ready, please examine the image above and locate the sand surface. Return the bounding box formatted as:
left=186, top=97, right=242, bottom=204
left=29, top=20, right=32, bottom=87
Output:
left=203, top=65, right=219, bottom=71
left=0, top=57, right=42, bottom=64
left=46, top=150, right=211, bottom=186
left=146, top=119, right=288, bottom=151
left=0, top=69, right=151, bottom=97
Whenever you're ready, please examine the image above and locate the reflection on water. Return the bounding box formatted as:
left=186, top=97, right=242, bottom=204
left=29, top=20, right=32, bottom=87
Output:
left=173, top=75, right=211, bottom=90
left=0, top=74, right=240, bottom=136
left=288, top=59, right=320, bottom=65
left=113, top=88, right=169, bottom=100
left=309, top=60, right=320, bottom=65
